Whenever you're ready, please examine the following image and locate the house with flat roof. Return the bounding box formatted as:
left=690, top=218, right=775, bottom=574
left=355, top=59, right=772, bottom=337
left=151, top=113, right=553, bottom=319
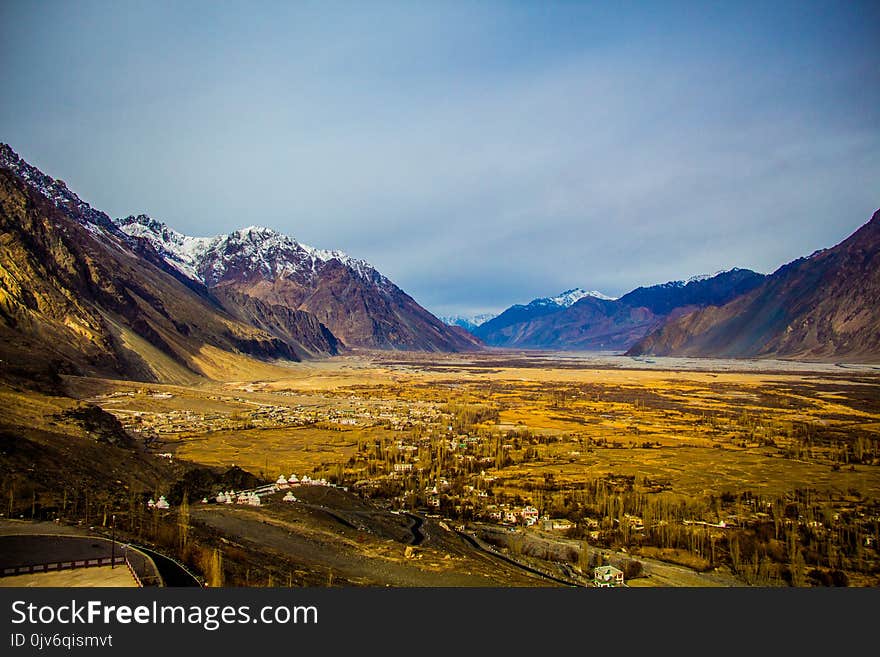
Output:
left=594, top=565, right=624, bottom=587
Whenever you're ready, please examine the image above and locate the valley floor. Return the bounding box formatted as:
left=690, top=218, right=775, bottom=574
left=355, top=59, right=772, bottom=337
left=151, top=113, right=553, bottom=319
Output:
left=3, top=349, right=879, bottom=586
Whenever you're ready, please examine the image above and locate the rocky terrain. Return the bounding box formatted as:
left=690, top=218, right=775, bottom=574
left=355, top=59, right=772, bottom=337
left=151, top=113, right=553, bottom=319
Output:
left=0, top=163, right=329, bottom=384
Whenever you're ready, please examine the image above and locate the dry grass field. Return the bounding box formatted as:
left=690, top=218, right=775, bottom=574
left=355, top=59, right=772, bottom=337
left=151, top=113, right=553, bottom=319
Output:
left=67, top=351, right=880, bottom=500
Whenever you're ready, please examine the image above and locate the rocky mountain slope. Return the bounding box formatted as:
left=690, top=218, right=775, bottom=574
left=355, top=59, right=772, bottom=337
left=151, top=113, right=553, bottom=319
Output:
left=0, top=148, right=341, bottom=384
left=627, top=210, right=880, bottom=361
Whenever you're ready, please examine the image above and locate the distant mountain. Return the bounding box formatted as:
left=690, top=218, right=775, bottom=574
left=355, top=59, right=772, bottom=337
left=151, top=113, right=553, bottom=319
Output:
left=627, top=210, right=880, bottom=361
left=479, top=296, right=662, bottom=351
left=473, top=288, right=616, bottom=341
left=475, top=272, right=765, bottom=350
left=440, top=313, right=497, bottom=332
left=548, top=288, right=618, bottom=305
left=119, top=216, right=481, bottom=352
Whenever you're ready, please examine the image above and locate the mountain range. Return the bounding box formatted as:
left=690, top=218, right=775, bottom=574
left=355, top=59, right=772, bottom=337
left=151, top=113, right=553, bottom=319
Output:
left=439, top=289, right=616, bottom=333
left=2, top=141, right=878, bottom=377
left=0, top=143, right=478, bottom=385
left=472, top=270, right=767, bottom=351
left=116, top=215, right=479, bottom=352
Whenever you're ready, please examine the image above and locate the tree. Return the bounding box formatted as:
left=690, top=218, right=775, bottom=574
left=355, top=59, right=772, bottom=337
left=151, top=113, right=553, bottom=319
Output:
left=207, top=548, right=224, bottom=587
left=578, top=540, right=591, bottom=572
left=178, top=492, right=190, bottom=550
left=789, top=529, right=806, bottom=587
left=623, top=559, right=643, bottom=580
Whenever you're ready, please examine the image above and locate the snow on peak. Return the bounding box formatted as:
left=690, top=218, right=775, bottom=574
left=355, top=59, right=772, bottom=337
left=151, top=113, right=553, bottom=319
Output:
left=685, top=271, right=719, bottom=285
left=684, top=268, right=740, bottom=285
left=546, top=288, right=617, bottom=306
left=117, top=214, right=213, bottom=279
left=116, top=216, right=388, bottom=289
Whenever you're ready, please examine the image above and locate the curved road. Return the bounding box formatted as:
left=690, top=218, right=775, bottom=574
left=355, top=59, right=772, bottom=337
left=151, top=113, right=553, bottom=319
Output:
left=131, top=544, right=201, bottom=587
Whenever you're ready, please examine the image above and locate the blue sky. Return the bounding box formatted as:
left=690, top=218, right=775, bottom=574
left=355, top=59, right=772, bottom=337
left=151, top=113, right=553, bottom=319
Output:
left=2, top=1, right=878, bottom=317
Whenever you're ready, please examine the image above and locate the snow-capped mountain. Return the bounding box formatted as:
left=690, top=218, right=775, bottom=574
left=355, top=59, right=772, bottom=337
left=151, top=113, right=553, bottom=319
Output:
left=115, top=216, right=478, bottom=352
left=0, top=144, right=347, bottom=383
left=628, top=211, right=880, bottom=360
left=115, top=214, right=212, bottom=280
left=618, top=268, right=765, bottom=315
left=642, top=268, right=750, bottom=291
left=117, top=216, right=391, bottom=290
left=0, top=143, right=479, bottom=353
left=506, top=287, right=619, bottom=312
left=473, top=286, right=621, bottom=347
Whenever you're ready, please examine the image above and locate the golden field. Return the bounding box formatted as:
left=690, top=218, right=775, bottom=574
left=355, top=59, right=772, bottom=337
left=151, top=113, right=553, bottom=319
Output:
left=63, top=350, right=880, bottom=501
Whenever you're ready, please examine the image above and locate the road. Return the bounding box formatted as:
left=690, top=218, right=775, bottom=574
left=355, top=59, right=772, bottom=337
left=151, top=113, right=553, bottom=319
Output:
left=404, top=513, right=425, bottom=546
left=129, top=544, right=201, bottom=587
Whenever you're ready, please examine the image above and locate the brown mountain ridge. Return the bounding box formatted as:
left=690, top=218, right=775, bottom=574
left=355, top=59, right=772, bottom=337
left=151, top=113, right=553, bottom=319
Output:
left=627, top=209, right=880, bottom=361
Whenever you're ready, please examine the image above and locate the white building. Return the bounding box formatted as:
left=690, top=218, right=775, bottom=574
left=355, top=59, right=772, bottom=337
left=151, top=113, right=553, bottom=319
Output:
left=594, top=565, right=624, bottom=587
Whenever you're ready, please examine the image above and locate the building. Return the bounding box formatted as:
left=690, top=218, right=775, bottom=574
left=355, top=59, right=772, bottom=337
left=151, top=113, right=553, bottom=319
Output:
left=593, top=565, right=624, bottom=587
left=521, top=506, right=539, bottom=525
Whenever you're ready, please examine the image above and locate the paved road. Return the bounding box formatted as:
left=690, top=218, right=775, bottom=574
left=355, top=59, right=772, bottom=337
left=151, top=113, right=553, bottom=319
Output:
left=128, top=544, right=201, bottom=587
left=0, top=535, right=116, bottom=569
left=0, top=534, right=162, bottom=586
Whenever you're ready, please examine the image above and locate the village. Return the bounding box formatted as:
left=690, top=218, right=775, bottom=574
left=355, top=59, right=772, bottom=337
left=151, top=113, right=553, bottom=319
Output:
left=95, top=388, right=443, bottom=441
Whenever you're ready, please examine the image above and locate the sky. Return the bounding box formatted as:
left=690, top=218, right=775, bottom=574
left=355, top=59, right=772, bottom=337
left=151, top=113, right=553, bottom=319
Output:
left=2, top=1, right=878, bottom=318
